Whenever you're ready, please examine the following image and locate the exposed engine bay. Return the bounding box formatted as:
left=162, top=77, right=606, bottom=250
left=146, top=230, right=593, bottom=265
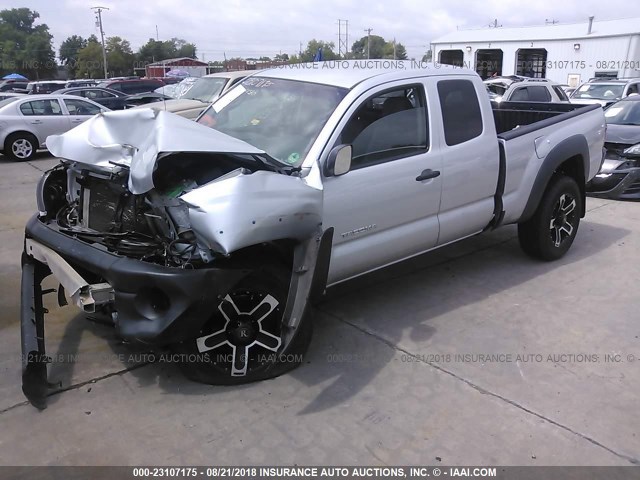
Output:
left=41, top=153, right=287, bottom=268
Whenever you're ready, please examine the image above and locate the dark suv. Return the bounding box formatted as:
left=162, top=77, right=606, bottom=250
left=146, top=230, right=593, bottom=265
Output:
left=97, top=78, right=164, bottom=94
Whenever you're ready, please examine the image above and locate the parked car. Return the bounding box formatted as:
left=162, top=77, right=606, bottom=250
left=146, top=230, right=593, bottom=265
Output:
left=56, top=87, right=128, bottom=110
left=570, top=78, right=640, bottom=108
left=97, top=78, right=164, bottom=95
left=137, top=71, right=252, bottom=119
left=0, top=80, right=28, bottom=92
left=586, top=95, right=640, bottom=199
left=24, top=81, right=68, bottom=94
left=64, top=80, right=97, bottom=88
left=0, top=94, right=109, bottom=161
left=20, top=63, right=605, bottom=408
left=486, top=77, right=569, bottom=103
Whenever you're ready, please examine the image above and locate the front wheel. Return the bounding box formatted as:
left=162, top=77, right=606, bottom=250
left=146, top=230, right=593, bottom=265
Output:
left=172, top=265, right=312, bottom=385
left=518, top=175, right=582, bottom=261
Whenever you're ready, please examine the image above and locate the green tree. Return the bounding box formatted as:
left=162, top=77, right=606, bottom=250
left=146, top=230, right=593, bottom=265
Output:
left=382, top=40, right=407, bottom=60
left=173, top=37, right=197, bottom=58
left=300, top=39, right=338, bottom=62
left=136, top=37, right=197, bottom=64
left=76, top=37, right=104, bottom=78
left=106, top=36, right=134, bottom=77
left=422, top=50, right=433, bottom=62
left=0, top=8, right=56, bottom=79
left=351, top=34, right=386, bottom=59
left=59, top=35, right=87, bottom=77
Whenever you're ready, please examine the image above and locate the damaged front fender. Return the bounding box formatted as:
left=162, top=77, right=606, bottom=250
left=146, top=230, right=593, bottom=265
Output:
left=181, top=169, right=323, bottom=255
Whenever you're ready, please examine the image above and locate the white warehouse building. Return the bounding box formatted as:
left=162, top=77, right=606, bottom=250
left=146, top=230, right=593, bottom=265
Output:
left=431, top=17, right=640, bottom=86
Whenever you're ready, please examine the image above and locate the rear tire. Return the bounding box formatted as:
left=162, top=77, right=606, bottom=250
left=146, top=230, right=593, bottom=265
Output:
left=172, top=265, right=312, bottom=385
left=518, top=175, right=582, bottom=261
left=5, top=132, right=38, bottom=161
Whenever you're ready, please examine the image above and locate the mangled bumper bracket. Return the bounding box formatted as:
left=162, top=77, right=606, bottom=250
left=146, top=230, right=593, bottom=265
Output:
left=25, top=239, right=115, bottom=313
left=21, top=252, right=56, bottom=410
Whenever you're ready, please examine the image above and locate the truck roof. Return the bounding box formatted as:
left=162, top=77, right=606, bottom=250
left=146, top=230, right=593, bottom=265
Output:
left=255, top=60, right=477, bottom=89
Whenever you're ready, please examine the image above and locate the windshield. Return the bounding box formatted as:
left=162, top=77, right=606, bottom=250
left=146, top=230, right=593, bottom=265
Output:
left=572, top=83, right=625, bottom=100
left=197, top=77, right=348, bottom=166
left=180, top=77, right=228, bottom=102
left=604, top=100, right=640, bottom=126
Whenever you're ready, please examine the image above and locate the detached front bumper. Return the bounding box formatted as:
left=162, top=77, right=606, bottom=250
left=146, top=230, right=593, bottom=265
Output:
left=21, top=214, right=248, bottom=408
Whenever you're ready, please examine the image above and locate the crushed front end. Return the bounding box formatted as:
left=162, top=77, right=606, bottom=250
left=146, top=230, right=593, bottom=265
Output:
left=21, top=110, right=330, bottom=409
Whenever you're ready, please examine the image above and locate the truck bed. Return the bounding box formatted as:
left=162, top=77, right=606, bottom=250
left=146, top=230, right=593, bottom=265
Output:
left=493, top=101, right=605, bottom=227
left=492, top=102, right=598, bottom=136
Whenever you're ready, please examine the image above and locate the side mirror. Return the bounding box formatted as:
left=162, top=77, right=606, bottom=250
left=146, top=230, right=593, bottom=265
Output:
left=324, top=144, right=352, bottom=177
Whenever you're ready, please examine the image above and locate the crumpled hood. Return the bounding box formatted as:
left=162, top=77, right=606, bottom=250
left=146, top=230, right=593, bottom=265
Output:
left=46, top=108, right=263, bottom=194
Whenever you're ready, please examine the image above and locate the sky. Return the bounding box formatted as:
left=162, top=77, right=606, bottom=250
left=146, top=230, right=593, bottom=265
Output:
left=1, top=0, right=636, bottom=61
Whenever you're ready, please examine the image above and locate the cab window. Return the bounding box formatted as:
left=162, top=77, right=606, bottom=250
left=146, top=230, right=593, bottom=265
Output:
left=338, top=85, right=428, bottom=170
left=437, top=79, right=483, bottom=146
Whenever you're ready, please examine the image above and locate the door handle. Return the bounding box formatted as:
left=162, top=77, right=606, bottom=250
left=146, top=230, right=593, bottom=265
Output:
left=30, top=120, right=43, bottom=124
left=415, top=169, right=441, bottom=181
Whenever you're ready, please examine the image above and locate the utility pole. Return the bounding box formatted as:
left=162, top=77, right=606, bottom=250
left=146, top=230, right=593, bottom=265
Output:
left=393, top=37, right=396, bottom=60
left=156, top=25, right=159, bottom=40
left=337, top=19, right=349, bottom=58
left=91, top=6, right=109, bottom=79
left=364, top=28, right=373, bottom=59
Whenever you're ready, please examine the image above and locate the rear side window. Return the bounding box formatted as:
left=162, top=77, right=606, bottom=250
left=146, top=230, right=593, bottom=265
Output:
left=510, top=87, right=530, bottom=101
left=528, top=86, right=552, bottom=102
left=20, top=99, right=63, bottom=116
left=437, top=79, right=483, bottom=146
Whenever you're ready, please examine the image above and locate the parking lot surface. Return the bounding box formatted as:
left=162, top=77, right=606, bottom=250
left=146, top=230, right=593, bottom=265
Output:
left=0, top=154, right=638, bottom=465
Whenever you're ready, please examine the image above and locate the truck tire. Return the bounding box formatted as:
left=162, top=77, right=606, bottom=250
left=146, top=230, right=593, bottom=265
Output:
left=518, top=175, right=582, bottom=261
left=171, top=264, right=312, bottom=385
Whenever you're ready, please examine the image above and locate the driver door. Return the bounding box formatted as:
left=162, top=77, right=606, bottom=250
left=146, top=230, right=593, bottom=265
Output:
left=322, top=80, right=443, bottom=284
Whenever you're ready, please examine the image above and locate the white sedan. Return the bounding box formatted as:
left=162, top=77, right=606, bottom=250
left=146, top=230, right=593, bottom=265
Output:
left=0, top=94, right=110, bottom=161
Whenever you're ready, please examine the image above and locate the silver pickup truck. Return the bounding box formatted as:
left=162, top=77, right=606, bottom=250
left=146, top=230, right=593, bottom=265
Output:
left=21, top=63, right=605, bottom=408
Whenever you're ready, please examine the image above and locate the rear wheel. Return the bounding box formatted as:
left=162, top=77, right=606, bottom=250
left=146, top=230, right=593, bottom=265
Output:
left=518, top=175, right=582, bottom=261
left=172, top=265, right=312, bottom=384
left=5, top=133, right=38, bottom=161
